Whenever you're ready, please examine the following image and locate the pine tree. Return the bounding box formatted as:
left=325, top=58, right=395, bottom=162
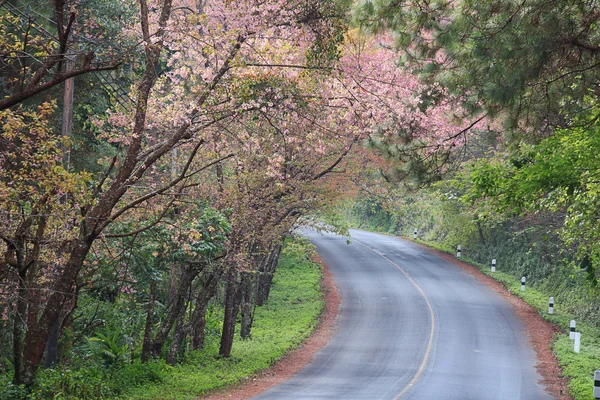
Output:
left=353, top=0, right=600, bottom=137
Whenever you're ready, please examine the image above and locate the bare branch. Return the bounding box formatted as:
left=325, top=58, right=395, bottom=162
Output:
left=0, top=63, right=120, bottom=110
left=103, top=198, right=176, bottom=238
left=98, top=143, right=234, bottom=233
left=92, top=156, right=117, bottom=201
left=314, top=135, right=360, bottom=180
left=240, top=62, right=333, bottom=70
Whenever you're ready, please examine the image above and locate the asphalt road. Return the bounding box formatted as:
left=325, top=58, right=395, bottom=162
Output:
left=252, top=229, right=553, bottom=400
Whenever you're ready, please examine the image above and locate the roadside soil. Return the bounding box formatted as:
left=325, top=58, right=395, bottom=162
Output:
left=201, top=241, right=571, bottom=400
left=422, top=245, right=573, bottom=400
left=199, top=253, right=341, bottom=400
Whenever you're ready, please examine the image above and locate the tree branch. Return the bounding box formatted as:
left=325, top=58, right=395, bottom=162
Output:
left=314, top=135, right=359, bottom=180
left=568, top=38, right=600, bottom=54
left=240, top=63, right=334, bottom=70
left=0, top=64, right=120, bottom=110
left=99, top=144, right=234, bottom=233
left=102, top=198, right=176, bottom=238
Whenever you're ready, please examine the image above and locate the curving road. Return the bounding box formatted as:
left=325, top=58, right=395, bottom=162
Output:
left=252, top=229, right=552, bottom=400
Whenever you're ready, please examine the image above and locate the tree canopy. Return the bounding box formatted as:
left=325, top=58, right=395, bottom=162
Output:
left=3, top=0, right=599, bottom=395
left=0, top=0, right=477, bottom=391
left=354, top=0, right=600, bottom=135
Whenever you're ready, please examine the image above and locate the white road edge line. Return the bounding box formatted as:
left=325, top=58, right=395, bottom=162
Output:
left=352, top=238, right=436, bottom=400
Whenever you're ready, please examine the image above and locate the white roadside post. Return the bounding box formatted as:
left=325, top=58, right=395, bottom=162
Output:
left=491, top=259, right=496, bottom=272
left=521, top=276, right=526, bottom=291
left=413, top=228, right=417, bottom=240
left=548, top=297, right=554, bottom=315
left=456, top=245, right=461, bottom=258
left=574, top=332, right=581, bottom=353
left=593, top=370, right=600, bottom=399
left=570, top=320, right=576, bottom=340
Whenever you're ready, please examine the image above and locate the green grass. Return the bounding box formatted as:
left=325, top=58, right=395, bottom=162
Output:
left=121, top=243, right=324, bottom=400
left=416, top=239, right=600, bottom=400
left=0, top=240, right=324, bottom=400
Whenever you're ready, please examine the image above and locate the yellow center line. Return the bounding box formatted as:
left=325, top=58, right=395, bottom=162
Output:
left=353, top=239, right=436, bottom=400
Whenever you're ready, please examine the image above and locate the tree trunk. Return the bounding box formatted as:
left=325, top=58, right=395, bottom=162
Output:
left=190, top=272, right=220, bottom=350
left=256, top=256, right=271, bottom=307
left=256, top=243, right=282, bottom=306
left=240, top=272, right=255, bottom=339
left=61, top=45, right=74, bottom=168
left=150, top=264, right=194, bottom=358
left=141, top=281, right=157, bottom=363
left=166, top=301, right=187, bottom=365
left=12, top=269, right=28, bottom=385
left=43, top=320, right=60, bottom=368
left=219, top=269, right=242, bottom=357
left=20, top=238, right=91, bottom=387
left=475, top=215, right=486, bottom=245
left=191, top=303, right=207, bottom=350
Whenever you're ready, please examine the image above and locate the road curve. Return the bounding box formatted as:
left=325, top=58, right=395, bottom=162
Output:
left=252, top=229, right=552, bottom=400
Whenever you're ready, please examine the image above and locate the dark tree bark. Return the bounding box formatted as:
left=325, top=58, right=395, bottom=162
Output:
left=12, top=269, right=28, bottom=385
left=150, top=264, right=195, bottom=358
left=166, top=302, right=188, bottom=365
left=190, top=272, right=221, bottom=350
left=240, top=272, right=255, bottom=339
left=256, top=243, right=283, bottom=306
left=43, top=320, right=60, bottom=368
left=141, top=281, right=157, bottom=363
left=21, top=238, right=91, bottom=386
left=191, top=303, right=207, bottom=351
left=475, top=215, right=486, bottom=246
left=219, top=269, right=242, bottom=357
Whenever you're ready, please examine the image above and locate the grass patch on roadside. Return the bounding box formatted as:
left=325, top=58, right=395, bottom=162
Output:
left=417, top=239, right=600, bottom=400
left=122, top=239, right=324, bottom=400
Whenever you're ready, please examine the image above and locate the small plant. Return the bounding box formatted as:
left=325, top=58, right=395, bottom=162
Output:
left=87, top=327, right=130, bottom=368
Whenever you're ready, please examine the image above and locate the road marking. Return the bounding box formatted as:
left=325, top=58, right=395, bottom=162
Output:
left=353, top=239, right=436, bottom=400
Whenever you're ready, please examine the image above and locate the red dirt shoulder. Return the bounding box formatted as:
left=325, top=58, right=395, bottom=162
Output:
left=417, top=243, right=572, bottom=400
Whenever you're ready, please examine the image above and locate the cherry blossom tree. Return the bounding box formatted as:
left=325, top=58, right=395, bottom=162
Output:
left=0, top=0, right=354, bottom=385
left=1, top=0, right=482, bottom=387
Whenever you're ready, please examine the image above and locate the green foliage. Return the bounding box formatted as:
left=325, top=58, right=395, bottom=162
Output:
left=86, top=327, right=131, bottom=369
left=170, top=206, right=231, bottom=261
left=353, top=0, right=600, bottom=133
left=0, top=237, right=325, bottom=400
left=109, top=203, right=231, bottom=265
left=0, top=374, right=27, bottom=400
left=346, top=197, right=399, bottom=233
left=553, top=335, right=600, bottom=400
left=0, top=359, right=168, bottom=399
left=121, top=238, right=323, bottom=399
left=304, top=0, right=348, bottom=68
left=312, top=202, right=351, bottom=236
left=71, top=292, right=146, bottom=353
left=83, top=203, right=231, bottom=319
left=464, top=120, right=600, bottom=285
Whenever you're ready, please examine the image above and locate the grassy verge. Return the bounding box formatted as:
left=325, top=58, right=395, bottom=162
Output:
left=122, top=240, right=324, bottom=399
left=417, top=239, right=600, bottom=400
left=0, top=240, right=323, bottom=400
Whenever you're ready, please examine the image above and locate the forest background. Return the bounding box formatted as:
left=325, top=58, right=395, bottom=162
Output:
left=1, top=0, right=599, bottom=399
